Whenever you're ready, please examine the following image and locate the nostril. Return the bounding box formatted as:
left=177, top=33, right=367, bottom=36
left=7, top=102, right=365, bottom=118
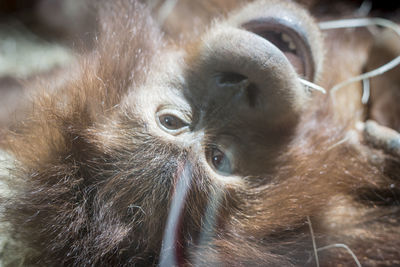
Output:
left=192, top=21, right=315, bottom=126
left=214, top=72, right=262, bottom=108
left=215, top=72, right=248, bottom=86
left=246, top=84, right=259, bottom=108
left=214, top=72, right=260, bottom=108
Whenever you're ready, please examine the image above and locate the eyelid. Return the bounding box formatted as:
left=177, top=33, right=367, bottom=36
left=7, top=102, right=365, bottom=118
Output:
left=157, top=106, right=192, bottom=124
left=156, top=108, right=191, bottom=135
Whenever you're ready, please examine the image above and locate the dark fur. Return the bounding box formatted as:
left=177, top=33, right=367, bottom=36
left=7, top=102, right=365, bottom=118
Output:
left=1, top=0, right=400, bottom=266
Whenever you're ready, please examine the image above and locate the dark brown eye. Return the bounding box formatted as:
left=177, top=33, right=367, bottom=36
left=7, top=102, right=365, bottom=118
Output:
left=159, top=114, right=188, bottom=130
left=210, top=147, right=232, bottom=175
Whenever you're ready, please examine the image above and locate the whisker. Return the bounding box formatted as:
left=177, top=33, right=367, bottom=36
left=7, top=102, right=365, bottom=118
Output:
left=159, top=161, right=193, bottom=267
left=299, top=78, right=327, bottom=94
left=318, top=244, right=362, bottom=267
left=192, top=188, right=224, bottom=265
left=361, top=78, right=370, bottom=104
left=319, top=18, right=400, bottom=98
left=307, top=216, right=320, bottom=267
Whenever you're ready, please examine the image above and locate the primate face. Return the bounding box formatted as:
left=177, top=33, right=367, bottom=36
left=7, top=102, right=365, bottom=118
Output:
left=132, top=0, right=323, bottom=181
left=104, top=2, right=328, bottom=262
left=2, top=0, right=400, bottom=266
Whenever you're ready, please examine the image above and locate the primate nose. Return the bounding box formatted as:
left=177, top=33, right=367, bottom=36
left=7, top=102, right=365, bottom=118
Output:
left=190, top=26, right=308, bottom=125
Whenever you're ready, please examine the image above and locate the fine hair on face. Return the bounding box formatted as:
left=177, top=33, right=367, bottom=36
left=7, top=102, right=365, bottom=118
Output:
left=0, top=0, right=400, bottom=266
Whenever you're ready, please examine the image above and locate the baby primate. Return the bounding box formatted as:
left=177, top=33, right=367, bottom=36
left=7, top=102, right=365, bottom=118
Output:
left=1, top=0, right=400, bottom=266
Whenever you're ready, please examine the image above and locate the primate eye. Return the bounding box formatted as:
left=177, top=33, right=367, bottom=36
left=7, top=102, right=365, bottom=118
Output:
left=160, top=114, right=186, bottom=129
left=157, top=113, right=189, bottom=134
left=210, top=147, right=232, bottom=175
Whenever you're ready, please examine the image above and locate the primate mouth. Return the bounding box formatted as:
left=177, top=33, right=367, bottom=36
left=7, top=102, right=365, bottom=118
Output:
left=242, top=18, right=315, bottom=80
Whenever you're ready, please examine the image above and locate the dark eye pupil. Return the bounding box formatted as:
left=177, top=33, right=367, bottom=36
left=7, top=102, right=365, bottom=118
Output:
left=211, top=148, right=231, bottom=175
left=212, top=154, right=223, bottom=167
left=159, top=114, right=187, bottom=130
left=163, top=116, right=176, bottom=128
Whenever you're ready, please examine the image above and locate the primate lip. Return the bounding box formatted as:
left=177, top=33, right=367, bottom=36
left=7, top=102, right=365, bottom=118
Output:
left=242, top=18, right=315, bottom=80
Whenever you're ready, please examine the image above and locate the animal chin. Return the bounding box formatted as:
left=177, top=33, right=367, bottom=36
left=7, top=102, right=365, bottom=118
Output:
left=242, top=18, right=315, bottom=80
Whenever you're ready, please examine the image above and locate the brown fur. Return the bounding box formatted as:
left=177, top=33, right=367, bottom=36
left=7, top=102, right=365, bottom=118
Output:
left=1, top=0, right=400, bottom=266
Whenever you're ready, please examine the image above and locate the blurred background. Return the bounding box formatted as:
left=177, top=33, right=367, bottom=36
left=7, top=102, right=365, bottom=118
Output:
left=0, top=0, right=95, bottom=130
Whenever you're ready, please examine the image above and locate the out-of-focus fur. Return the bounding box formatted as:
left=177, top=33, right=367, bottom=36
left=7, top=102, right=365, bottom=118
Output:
left=1, top=0, right=399, bottom=266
